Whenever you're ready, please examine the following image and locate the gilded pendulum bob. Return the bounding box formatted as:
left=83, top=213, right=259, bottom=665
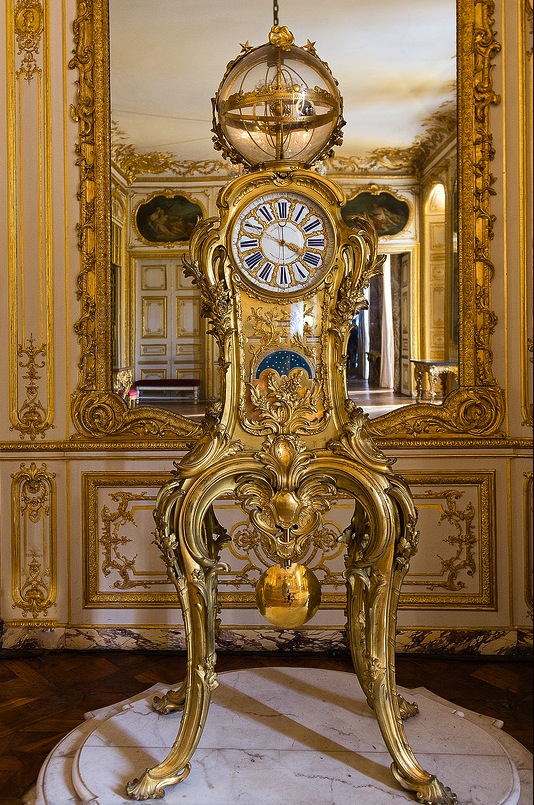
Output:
left=256, top=562, right=321, bottom=628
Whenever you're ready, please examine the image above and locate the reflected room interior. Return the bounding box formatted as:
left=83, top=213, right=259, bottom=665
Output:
left=108, top=0, right=458, bottom=422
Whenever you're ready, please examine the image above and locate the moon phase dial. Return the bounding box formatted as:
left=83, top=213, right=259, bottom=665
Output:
left=231, top=191, right=335, bottom=294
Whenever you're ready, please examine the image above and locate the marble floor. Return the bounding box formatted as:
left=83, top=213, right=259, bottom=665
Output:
left=27, top=667, right=532, bottom=805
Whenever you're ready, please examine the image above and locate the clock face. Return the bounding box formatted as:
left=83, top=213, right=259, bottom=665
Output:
left=230, top=191, right=335, bottom=294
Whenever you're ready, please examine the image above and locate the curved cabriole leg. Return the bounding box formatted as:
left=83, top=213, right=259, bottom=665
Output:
left=126, top=515, right=219, bottom=800
left=346, top=509, right=457, bottom=805
left=343, top=501, right=381, bottom=713
left=150, top=506, right=229, bottom=720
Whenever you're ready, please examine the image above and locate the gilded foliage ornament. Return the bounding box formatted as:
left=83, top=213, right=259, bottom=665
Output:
left=247, top=368, right=324, bottom=434
left=236, top=434, right=336, bottom=554
left=11, top=462, right=56, bottom=619
left=12, top=335, right=52, bottom=441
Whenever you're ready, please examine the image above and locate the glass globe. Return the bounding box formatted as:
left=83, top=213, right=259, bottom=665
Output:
left=213, top=27, right=344, bottom=167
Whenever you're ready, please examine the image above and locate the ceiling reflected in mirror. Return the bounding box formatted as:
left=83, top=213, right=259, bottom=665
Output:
left=109, top=0, right=456, bottom=166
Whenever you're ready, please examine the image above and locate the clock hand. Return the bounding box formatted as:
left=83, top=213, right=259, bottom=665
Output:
left=283, top=241, right=306, bottom=256
left=266, top=233, right=306, bottom=257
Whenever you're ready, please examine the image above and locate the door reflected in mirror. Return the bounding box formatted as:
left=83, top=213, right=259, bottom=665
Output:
left=108, top=0, right=457, bottom=421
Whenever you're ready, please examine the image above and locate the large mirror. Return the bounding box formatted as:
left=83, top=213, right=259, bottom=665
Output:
left=70, top=0, right=504, bottom=445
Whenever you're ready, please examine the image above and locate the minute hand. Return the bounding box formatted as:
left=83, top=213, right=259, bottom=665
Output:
left=274, top=238, right=307, bottom=258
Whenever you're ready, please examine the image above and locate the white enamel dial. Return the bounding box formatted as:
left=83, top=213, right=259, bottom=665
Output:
left=230, top=191, right=335, bottom=294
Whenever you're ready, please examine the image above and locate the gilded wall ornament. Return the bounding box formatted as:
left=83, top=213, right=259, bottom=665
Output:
left=112, top=123, right=227, bottom=184
left=524, top=472, right=533, bottom=619
left=14, top=0, right=43, bottom=81
left=11, top=335, right=53, bottom=441
left=417, top=490, right=477, bottom=592
left=99, top=491, right=170, bottom=590
left=398, top=471, right=495, bottom=609
left=11, top=462, right=56, bottom=619
left=17, top=552, right=50, bottom=618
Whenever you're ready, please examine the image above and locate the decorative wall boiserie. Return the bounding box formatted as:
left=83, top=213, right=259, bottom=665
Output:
left=11, top=462, right=57, bottom=619
left=399, top=472, right=494, bottom=608
left=7, top=0, right=54, bottom=441
left=84, top=472, right=176, bottom=606
left=81, top=470, right=495, bottom=616
left=0, top=0, right=531, bottom=657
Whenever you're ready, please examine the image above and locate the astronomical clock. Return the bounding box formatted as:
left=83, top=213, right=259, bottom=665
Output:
left=126, top=24, right=457, bottom=805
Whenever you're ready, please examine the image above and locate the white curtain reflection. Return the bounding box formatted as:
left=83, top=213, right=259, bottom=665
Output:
left=358, top=287, right=370, bottom=381
left=379, top=255, right=394, bottom=388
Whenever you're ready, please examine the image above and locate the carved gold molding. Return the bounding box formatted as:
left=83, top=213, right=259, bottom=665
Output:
left=526, top=0, right=533, bottom=53
left=521, top=0, right=533, bottom=427
left=10, top=335, right=53, bottom=440
left=8, top=0, right=55, bottom=441
left=525, top=472, right=533, bottom=618
left=111, top=123, right=227, bottom=185
left=11, top=462, right=57, bottom=619
left=83, top=472, right=178, bottom=606
left=325, top=100, right=456, bottom=177
left=70, top=0, right=505, bottom=446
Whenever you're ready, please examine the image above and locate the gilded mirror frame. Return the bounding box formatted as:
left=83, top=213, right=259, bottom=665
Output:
left=69, top=0, right=504, bottom=447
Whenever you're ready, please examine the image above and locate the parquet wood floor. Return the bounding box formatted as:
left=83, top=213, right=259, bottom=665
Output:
left=0, top=651, right=531, bottom=805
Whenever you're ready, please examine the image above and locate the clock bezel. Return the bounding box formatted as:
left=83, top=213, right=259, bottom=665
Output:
left=228, top=184, right=338, bottom=301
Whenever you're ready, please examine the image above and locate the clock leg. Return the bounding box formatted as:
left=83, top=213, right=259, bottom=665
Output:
left=126, top=514, right=220, bottom=800
left=346, top=526, right=458, bottom=805
left=152, top=678, right=187, bottom=715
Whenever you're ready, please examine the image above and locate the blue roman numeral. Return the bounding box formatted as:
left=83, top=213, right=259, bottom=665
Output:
left=293, top=263, right=309, bottom=280
left=276, top=200, right=288, bottom=219
left=303, top=251, right=321, bottom=267
left=307, top=236, right=324, bottom=248
left=240, top=238, right=259, bottom=249
left=245, top=251, right=263, bottom=269
left=258, top=262, right=274, bottom=281
left=258, top=204, right=274, bottom=222
left=278, top=265, right=290, bottom=286
left=293, top=204, right=307, bottom=222
left=303, top=217, right=321, bottom=233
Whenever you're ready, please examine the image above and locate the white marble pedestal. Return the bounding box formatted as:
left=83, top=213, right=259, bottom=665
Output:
left=27, top=667, right=532, bottom=805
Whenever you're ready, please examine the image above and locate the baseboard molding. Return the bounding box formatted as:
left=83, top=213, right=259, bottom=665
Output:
left=1, top=623, right=532, bottom=657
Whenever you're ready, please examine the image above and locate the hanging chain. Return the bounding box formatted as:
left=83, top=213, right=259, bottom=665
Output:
left=273, top=0, right=279, bottom=27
